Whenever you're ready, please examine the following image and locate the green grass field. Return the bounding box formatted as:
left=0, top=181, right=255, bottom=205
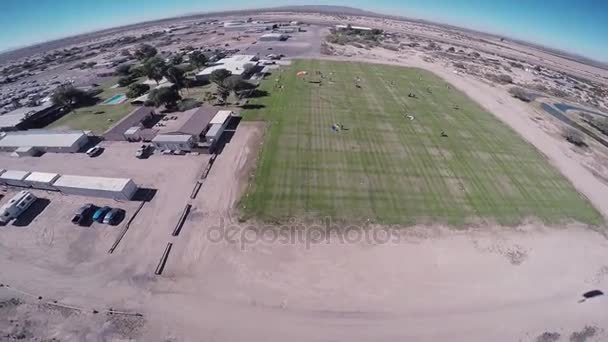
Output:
left=240, top=60, right=602, bottom=226
left=47, top=77, right=135, bottom=133
left=48, top=78, right=213, bottom=133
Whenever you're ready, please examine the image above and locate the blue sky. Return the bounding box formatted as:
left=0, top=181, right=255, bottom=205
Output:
left=1, top=0, right=607, bottom=61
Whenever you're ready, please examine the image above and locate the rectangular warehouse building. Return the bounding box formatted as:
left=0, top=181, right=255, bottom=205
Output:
left=0, top=130, right=89, bottom=153
left=53, top=175, right=138, bottom=200
left=23, top=172, right=60, bottom=191
left=151, top=134, right=194, bottom=152
left=0, top=170, right=31, bottom=187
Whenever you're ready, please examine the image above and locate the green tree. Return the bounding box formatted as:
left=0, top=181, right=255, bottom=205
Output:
left=216, top=85, right=230, bottom=105
left=134, top=44, right=158, bottom=61
left=126, top=83, right=150, bottom=99
left=165, top=66, right=186, bottom=91
left=51, top=85, right=94, bottom=108
left=141, top=56, right=167, bottom=85
left=147, top=86, right=181, bottom=108
left=189, top=50, right=208, bottom=70
left=115, top=64, right=132, bottom=76
left=210, top=69, right=232, bottom=86
left=170, top=53, right=184, bottom=66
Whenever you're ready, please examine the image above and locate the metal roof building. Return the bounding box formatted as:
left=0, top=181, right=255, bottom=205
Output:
left=166, top=106, right=216, bottom=138
left=210, top=110, right=233, bottom=125
left=0, top=170, right=31, bottom=187
left=195, top=55, right=259, bottom=80
left=23, top=172, right=60, bottom=191
left=151, top=134, right=194, bottom=152
left=0, top=102, right=57, bottom=132
left=53, top=175, right=138, bottom=200
left=0, top=130, right=89, bottom=153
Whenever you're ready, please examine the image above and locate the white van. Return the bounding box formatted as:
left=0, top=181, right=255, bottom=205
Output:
left=0, top=191, right=37, bottom=224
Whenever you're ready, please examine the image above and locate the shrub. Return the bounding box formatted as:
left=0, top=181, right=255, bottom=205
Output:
left=115, top=64, right=132, bottom=76
left=563, top=127, right=586, bottom=147
left=497, top=74, right=513, bottom=84
left=548, top=87, right=568, bottom=98
left=509, top=87, right=532, bottom=102
left=509, top=61, right=524, bottom=69
left=591, top=117, right=608, bottom=136
left=486, top=73, right=513, bottom=84
left=126, top=83, right=150, bottom=99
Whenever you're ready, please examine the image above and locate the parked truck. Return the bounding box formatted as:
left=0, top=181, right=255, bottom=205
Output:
left=0, top=191, right=37, bottom=225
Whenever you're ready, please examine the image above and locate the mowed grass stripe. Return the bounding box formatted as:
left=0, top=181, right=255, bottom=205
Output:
left=240, top=60, right=602, bottom=226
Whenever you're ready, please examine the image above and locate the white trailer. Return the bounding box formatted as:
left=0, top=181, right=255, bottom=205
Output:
left=0, top=191, right=37, bottom=224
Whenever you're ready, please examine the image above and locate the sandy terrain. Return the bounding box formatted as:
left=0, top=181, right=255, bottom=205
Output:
left=0, top=124, right=606, bottom=341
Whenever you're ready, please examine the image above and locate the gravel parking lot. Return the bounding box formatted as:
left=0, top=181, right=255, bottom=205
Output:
left=242, top=25, right=325, bottom=58
left=0, top=141, right=210, bottom=274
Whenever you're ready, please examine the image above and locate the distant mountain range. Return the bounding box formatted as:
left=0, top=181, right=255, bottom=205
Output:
left=1, top=5, right=606, bottom=70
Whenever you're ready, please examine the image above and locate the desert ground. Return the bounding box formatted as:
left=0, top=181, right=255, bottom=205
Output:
left=1, top=8, right=608, bottom=342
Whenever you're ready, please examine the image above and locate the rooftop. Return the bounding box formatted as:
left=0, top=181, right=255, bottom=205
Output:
left=168, top=106, right=216, bottom=136
left=197, top=55, right=258, bottom=76
left=24, top=171, right=60, bottom=183
left=210, top=110, right=233, bottom=125
left=152, top=134, right=193, bottom=143
left=0, top=102, right=54, bottom=130
left=335, top=24, right=373, bottom=31
left=53, top=175, right=133, bottom=191
left=0, top=130, right=87, bottom=148
left=0, top=170, right=30, bottom=180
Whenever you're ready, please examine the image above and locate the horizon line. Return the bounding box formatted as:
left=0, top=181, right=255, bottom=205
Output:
left=1, top=5, right=606, bottom=65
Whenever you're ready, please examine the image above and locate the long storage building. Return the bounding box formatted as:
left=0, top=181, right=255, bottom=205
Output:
left=52, top=175, right=138, bottom=200
left=0, top=170, right=31, bottom=187
left=0, top=130, right=89, bottom=153
left=23, top=172, right=60, bottom=191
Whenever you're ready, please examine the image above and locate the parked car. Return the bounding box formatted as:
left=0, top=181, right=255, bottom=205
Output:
left=102, top=208, right=125, bottom=225
left=86, top=146, right=103, bottom=157
left=71, top=203, right=95, bottom=226
left=136, top=144, right=152, bottom=159
left=92, top=206, right=111, bottom=223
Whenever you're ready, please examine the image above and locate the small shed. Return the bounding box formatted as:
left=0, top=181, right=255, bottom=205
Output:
left=23, top=172, right=60, bottom=191
left=53, top=175, right=138, bottom=200
left=14, top=146, right=40, bottom=157
left=124, top=126, right=142, bottom=142
left=151, top=134, right=194, bottom=152
left=0, top=170, right=31, bottom=187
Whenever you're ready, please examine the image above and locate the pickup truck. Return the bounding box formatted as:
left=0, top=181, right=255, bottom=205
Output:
left=71, top=204, right=95, bottom=226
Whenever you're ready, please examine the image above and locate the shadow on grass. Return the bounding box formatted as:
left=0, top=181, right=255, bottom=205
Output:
left=241, top=104, right=266, bottom=110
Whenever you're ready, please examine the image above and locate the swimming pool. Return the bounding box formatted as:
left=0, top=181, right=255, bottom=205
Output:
left=103, top=93, right=127, bottom=105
